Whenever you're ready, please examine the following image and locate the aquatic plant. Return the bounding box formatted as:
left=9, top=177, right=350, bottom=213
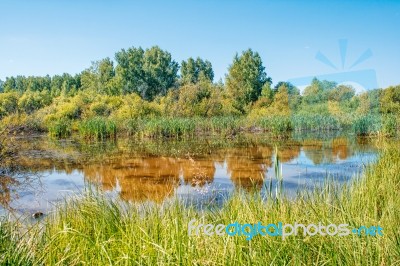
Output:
left=78, top=117, right=117, bottom=140
left=48, top=118, right=72, bottom=139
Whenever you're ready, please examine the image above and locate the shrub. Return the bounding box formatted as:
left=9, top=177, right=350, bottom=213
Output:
left=0, top=92, right=18, bottom=118
left=17, top=90, right=52, bottom=114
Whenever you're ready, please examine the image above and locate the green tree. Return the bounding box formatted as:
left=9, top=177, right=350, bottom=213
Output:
left=274, top=82, right=301, bottom=112
left=173, top=79, right=223, bottom=117
left=0, top=80, right=3, bottom=93
left=181, top=57, right=214, bottom=84
left=50, top=74, right=80, bottom=97
left=115, top=46, right=179, bottom=100
left=328, top=85, right=355, bottom=102
left=226, top=49, right=271, bottom=113
left=303, top=78, right=337, bottom=104
left=268, top=85, right=291, bottom=116
left=274, top=81, right=299, bottom=95
left=81, top=58, right=119, bottom=95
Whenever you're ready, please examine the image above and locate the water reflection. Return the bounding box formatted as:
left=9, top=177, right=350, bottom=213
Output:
left=0, top=175, right=18, bottom=208
left=84, top=157, right=181, bottom=202
left=0, top=135, right=378, bottom=213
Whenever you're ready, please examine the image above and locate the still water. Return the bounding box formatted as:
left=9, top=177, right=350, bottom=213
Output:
left=0, top=133, right=378, bottom=216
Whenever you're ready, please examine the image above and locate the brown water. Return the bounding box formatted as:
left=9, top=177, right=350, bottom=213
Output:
left=0, top=133, right=378, bottom=216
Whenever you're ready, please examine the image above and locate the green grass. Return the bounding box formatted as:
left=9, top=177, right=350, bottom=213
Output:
left=1, top=142, right=399, bottom=265
left=141, top=117, right=196, bottom=138
left=352, top=115, right=382, bottom=136
left=78, top=117, right=117, bottom=141
left=48, top=118, right=72, bottom=139
left=10, top=112, right=395, bottom=139
left=291, top=114, right=341, bottom=131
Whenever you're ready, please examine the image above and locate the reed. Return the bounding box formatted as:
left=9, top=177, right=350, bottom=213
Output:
left=48, top=118, right=72, bottom=139
left=78, top=117, right=117, bottom=140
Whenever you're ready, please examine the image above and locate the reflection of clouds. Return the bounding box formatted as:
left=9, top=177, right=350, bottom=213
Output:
left=0, top=171, right=44, bottom=211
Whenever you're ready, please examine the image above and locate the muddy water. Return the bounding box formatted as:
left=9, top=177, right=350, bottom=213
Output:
left=0, top=134, right=378, bottom=216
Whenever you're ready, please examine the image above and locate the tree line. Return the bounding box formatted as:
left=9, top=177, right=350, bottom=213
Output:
left=0, top=45, right=399, bottom=121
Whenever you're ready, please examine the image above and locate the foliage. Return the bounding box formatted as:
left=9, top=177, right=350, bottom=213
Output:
left=17, top=90, right=52, bottom=114
left=0, top=92, right=18, bottom=118
left=0, top=45, right=399, bottom=139
left=115, top=46, right=179, bottom=100
left=226, top=49, right=272, bottom=113
left=181, top=57, right=214, bottom=84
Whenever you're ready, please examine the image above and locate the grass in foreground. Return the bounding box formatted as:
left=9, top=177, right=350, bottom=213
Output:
left=1, top=142, right=400, bottom=265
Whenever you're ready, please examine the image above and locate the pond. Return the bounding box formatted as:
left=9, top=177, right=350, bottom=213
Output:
left=0, top=132, right=378, bottom=216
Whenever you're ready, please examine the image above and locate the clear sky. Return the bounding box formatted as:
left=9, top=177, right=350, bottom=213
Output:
left=1, top=0, right=399, bottom=88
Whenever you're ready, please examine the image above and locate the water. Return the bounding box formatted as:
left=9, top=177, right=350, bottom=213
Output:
left=0, top=133, right=378, bottom=216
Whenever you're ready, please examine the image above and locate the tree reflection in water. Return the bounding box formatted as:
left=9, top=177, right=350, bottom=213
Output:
left=0, top=135, right=377, bottom=211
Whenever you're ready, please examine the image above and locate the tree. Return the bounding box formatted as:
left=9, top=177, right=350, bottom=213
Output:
left=274, top=81, right=299, bottom=95
left=328, top=85, right=355, bottom=103
left=268, top=85, right=291, bottom=116
left=115, top=46, right=179, bottom=100
left=80, top=58, right=119, bottom=95
left=303, top=78, right=337, bottom=104
left=274, top=82, right=301, bottom=112
left=50, top=73, right=80, bottom=97
left=181, top=57, right=214, bottom=84
left=226, top=49, right=271, bottom=113
left=0, top=80, right=3, bottom=93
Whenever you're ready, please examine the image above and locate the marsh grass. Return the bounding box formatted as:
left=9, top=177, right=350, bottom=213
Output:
left=78, top=117, right=117, bottom=140
left=1, top=142, right=399, bottom=265
left=142, top=117, right=196, bottom=138
left=48, top=118, right=72, bottom=139
left=43, top=114, right=399, bottom=140
left=291, top=114, right=341, bottom=131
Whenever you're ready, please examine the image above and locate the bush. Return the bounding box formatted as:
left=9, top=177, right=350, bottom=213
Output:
left=17, top=90, right=52, bottom=114
left=0, top=92, right=18, bottom=118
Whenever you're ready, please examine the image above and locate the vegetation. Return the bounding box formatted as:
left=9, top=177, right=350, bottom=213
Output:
left=0, top=141, right=399, bottom=265
left=0, top=46, right=399, bottom=140
left=78, top=117, right=117, bottom=140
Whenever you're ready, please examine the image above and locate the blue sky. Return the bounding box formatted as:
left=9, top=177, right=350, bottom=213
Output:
left=1, top=0, right=399, bottom=88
